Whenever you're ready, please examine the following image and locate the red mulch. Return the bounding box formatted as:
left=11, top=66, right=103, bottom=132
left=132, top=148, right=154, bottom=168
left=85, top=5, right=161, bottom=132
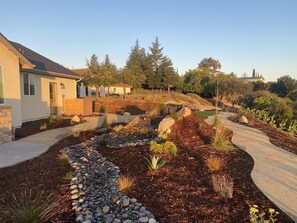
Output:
left=0, top=131, right=96, bottom=223
left=230, top=114, right=297, bottom=155
left=15, top=118, right=80, bottom=140
left=97, top=113, right=294, bottom=223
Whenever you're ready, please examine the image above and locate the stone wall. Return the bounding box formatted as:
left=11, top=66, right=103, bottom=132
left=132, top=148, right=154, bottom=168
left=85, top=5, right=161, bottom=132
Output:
left=0, top=106, right=12, bottom=143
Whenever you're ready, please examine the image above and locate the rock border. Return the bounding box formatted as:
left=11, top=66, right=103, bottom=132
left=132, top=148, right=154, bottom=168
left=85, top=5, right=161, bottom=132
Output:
left=61, top=136, right=158, bottom=223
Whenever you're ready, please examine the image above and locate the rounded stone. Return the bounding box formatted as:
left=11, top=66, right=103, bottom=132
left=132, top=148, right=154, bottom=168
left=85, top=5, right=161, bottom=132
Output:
left=138, top=217, right=149, bottom=223
left=148, top=219, right=157, bottom=223
left=102, top=206, right=110, bottom=214
left=71, top=194, right=79, bottom=200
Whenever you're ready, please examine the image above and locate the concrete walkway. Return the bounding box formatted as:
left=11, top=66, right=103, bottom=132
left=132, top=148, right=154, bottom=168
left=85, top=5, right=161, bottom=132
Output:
left=206, top=113, right=297, bottom=222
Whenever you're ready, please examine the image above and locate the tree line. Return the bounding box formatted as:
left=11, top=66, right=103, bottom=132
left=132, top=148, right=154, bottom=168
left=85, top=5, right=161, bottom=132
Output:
left=83, top=37, right=179, bottom=98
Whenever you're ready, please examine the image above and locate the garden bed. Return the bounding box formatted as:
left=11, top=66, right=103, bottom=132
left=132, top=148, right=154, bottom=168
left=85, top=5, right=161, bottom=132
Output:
left=1, top=113, right=295, bottom=222
left=15, top=118, right=81, bottom=140
left=96, top=114, right=294, bottom=222
left=0, top=130, right=98, bottom=223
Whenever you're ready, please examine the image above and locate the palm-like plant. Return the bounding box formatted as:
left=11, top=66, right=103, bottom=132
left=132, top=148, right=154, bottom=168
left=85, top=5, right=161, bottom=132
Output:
left=145, top=155, right=167, bottom=170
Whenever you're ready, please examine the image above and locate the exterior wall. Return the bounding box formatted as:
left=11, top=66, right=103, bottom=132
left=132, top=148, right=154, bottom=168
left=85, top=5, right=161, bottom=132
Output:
left=0, top=106, right=12, bottom=143
left=0, top=42, right=22, bottom=127
left=108, top=86, right=131, bottom=95
left=21, top=73, right=77, bottom=122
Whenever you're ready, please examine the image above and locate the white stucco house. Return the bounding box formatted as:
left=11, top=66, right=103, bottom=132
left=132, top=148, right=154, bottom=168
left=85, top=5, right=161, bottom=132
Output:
left=0, top=33, right=80, bottom=127
left=72, top=68, right=132, bottom=97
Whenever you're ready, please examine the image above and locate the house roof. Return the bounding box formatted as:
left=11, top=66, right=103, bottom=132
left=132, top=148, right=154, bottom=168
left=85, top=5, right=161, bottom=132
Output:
left=239, top=76, right=264, bottom=81
left=0, top=33, right=33, bottom=69
left=8, top=40, right=80, bottom=79
left=71, top=68, right=88, bottom=76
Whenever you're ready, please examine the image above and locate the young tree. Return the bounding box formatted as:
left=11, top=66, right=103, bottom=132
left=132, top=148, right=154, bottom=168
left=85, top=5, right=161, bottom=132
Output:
left=198, top=57, right=221, bottom=71
left=252, top=68, right=256, bottom=77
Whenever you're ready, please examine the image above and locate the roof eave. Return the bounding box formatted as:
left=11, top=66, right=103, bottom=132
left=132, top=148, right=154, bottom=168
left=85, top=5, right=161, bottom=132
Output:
left=21, top=68, right=80, bottom=80
left=0, top=34, right=34, bottom=69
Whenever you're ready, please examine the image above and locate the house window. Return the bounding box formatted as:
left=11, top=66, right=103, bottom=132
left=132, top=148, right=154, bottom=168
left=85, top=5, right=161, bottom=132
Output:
left=0, top=66, right=4, bottom=104
left=23, top=73, right=35, bottom=95
left=113, top=87, right=116, bottom=92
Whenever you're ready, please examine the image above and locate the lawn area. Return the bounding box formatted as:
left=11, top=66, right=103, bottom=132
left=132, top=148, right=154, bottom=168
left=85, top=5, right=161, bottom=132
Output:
left=195, top=110, right=216, bottom=119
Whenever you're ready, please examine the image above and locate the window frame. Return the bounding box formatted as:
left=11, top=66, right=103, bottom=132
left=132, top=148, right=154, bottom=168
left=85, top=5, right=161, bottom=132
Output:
left=23, top=73, right=35, bottom=96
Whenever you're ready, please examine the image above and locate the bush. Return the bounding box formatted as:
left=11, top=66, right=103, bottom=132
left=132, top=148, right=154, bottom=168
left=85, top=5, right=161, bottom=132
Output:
left=150, top=141, right=178, bottom=155
left=118, top=175, right=135, bottom=193
left=2, top=190, right=61, bottom=223
left=145, top=155, right=167, bottom=170
left=64, top=171, right=74, bottom=180
left=211, top=174, right=233, bottom=199
left=206, top=156, right=223, bottom=171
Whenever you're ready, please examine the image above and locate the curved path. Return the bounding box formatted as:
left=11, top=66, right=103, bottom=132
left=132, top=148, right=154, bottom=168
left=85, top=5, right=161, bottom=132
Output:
left=206, top=112, right=297, bottom=221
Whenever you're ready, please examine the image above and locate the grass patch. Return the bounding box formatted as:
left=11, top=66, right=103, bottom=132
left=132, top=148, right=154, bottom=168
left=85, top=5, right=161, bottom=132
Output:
left=1, top=190, right=61, bottom=223
left=118, top=175, right=135, bottom=193
left=211, top=174, right=234, bottom=199
left=213, top=130, right=234, bottom=152
left=195, top=110, right=216, bottom=119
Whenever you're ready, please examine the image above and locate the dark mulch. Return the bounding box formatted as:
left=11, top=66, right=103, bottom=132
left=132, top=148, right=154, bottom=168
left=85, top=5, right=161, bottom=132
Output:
left=15, top=118, right=80, bottom=140
left=229, top=114, right=297, bottom=155
left=0, top=131, right=97, bottom=223
left=97, top=113, right=294, bottom=223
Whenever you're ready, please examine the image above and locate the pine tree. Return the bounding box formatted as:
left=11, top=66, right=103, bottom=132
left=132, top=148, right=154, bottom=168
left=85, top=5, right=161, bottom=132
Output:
left=147, top=37, right=177, bottom=92
left=125, top=39, right=147, bottom=89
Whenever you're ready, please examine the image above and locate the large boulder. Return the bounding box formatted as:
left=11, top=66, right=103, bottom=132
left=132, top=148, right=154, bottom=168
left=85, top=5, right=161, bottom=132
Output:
left=71, top=115, right=81, bottom=124
left=161, top=104, right=183, bottom=116
left=176, top=107, right=191, bottom=119
left=239, top=116, right=248, bottom=124
left=157, top=117, right=175, bottom=133
left=145, top=107, right=159, bottom=118
left=123, top=112, right=132, bottom=123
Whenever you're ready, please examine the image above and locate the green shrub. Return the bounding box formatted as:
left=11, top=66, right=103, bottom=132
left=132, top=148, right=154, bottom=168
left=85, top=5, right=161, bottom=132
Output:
left=2, top=190, right=61, bottom=223
left=249, top=205, right=279, bottom=223
left=145, top=155, right=167, bottom=170
left=150, top=141, right=178, bottom=155
left=48, top=115, right=57, bottom=125
left=158, top=133, right=167, bottom=141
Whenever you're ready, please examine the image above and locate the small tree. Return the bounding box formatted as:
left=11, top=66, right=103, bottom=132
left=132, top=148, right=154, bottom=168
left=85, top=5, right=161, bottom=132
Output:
left=84, top=54, right=101, bottom=98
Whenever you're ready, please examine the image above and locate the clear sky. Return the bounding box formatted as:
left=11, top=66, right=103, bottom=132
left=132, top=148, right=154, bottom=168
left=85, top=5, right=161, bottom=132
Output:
left=1, top=0, right=296, bottom=81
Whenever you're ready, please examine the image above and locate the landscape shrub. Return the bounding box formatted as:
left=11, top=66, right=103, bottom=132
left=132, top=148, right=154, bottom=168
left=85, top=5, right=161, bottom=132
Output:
left=211, top=174, right=233, bottom=199
left=249, top=204, right=279, bottom=223
left=150, top=141, right=178, bottom=155
left=2, top=190, right=61, bottom=223
left=213, top=130, right=234, bottom=152
left=118, top=175, right=135, bottom=193
left=145, top=155, right=167, bottom=170
left=206, top=156, right=223, bottom=171
left=170, top=111, right=178, bottom=120
left=48, top=115, right=57, bottom=125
